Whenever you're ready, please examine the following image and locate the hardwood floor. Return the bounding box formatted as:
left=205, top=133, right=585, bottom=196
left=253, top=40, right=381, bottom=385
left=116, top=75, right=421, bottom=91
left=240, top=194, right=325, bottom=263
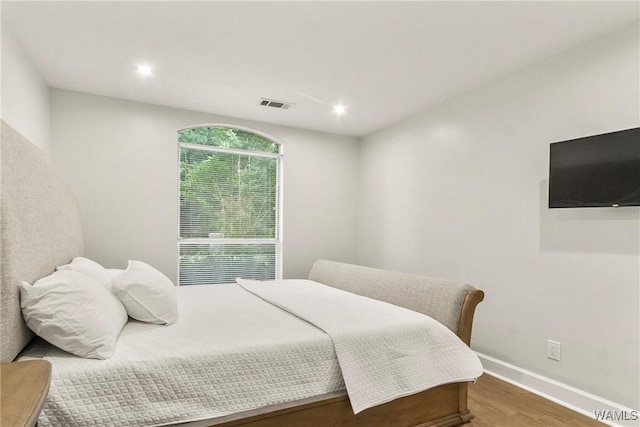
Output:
left=467, top=374, right=605, bottom=427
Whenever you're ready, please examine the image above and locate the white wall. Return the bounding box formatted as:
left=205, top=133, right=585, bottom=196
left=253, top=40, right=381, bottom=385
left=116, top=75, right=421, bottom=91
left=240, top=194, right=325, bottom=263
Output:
left=1, top=25, right=50, bottom=152
left=358, top=24, right=639, bottom=410
left=50, top=90, right=358, bottom=281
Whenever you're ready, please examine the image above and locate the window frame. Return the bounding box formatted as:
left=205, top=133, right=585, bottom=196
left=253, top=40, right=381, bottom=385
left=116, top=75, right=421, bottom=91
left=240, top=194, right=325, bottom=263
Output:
left=176, top=124, right=283, bottom=285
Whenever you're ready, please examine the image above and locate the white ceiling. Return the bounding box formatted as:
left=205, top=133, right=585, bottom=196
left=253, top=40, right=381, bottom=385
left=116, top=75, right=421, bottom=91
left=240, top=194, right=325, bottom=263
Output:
left=3, top=1, right=638, bottom=137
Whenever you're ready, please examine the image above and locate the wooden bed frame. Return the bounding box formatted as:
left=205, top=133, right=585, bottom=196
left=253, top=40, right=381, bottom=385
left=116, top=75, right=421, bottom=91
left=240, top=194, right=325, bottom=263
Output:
left=177, top=289, right=483, bottom=427
left=1, top=121, right=484, bottom=427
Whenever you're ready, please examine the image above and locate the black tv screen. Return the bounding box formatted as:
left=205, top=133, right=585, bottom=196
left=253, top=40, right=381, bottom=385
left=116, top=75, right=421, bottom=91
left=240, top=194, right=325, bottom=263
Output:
left=548, top=127, right=640, bottom=208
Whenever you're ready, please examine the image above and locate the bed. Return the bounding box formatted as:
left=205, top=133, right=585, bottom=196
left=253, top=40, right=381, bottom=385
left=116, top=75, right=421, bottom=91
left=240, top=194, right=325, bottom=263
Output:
left=1, top=120, right=485, bottom=427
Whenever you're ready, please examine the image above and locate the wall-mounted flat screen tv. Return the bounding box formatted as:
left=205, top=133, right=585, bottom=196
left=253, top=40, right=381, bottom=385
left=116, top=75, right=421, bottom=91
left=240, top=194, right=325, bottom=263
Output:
left=548, top=127, right=640, bottom=208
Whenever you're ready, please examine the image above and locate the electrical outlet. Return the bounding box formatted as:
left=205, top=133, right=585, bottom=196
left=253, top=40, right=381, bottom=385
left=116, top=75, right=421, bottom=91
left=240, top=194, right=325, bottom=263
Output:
left=547, top=340, right=561, bottom=361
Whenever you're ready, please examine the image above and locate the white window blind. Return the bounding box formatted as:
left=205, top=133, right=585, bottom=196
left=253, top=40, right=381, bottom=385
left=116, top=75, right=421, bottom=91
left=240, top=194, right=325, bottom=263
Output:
left=178, top=127, right=281, bottom=285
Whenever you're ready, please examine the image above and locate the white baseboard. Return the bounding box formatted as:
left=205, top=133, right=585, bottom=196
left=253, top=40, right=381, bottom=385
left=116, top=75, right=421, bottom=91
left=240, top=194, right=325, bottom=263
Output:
left=476, top=352, right=639, bottom=427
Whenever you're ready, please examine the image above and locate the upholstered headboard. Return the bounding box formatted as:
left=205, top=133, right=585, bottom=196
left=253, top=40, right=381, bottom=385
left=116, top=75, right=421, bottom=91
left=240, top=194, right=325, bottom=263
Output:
left=0, top=121, right=84, bottom=361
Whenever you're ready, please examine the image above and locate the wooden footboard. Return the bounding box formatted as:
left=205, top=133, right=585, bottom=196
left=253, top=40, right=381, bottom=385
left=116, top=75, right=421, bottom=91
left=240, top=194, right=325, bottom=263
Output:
left=186, top=383, right=472, bottom=427
left=457, top=289, right=485, bottom=347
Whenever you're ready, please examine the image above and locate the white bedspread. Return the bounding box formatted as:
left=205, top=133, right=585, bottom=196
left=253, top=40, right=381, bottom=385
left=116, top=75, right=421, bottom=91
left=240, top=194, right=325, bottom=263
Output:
left=30, top=284, right=344, bottom=427
left=237, top=278, right=483, bottom=414
left=29, top=279, right=482, bottom=426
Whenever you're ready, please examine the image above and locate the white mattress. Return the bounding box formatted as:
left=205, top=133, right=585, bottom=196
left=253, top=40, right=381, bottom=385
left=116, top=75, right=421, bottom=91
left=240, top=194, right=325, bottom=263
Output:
left=28, top=284, right=345, bottom=427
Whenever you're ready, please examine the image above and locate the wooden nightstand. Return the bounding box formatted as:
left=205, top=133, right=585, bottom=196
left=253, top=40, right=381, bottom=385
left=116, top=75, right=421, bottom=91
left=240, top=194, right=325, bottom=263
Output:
left=1, top=360, right=52, bottom=427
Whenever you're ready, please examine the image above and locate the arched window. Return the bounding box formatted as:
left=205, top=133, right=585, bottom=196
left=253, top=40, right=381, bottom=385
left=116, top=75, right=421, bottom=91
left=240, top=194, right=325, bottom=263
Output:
left=178, top=126, right=282, bottom=285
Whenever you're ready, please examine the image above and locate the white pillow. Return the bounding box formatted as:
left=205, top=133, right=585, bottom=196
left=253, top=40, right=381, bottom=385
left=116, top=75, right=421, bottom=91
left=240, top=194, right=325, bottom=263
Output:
left=20, top=270, right=128, bottom=359
left=111, top=261, right=178, bottom=325
left=107, top=268, right=125, bottom=278
left=56, top=257, right=115, bottom=291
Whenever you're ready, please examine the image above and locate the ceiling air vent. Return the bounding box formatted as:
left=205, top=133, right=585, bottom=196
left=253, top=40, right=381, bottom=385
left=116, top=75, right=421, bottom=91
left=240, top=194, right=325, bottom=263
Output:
left=259, top=98, right=293, bottom=110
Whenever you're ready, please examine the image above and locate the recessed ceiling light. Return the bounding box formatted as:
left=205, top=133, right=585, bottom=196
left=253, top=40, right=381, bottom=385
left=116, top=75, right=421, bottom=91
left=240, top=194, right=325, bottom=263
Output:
left=333, top=104, right=346, bottom=115
left=136, top=64, right=153, bottom=77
